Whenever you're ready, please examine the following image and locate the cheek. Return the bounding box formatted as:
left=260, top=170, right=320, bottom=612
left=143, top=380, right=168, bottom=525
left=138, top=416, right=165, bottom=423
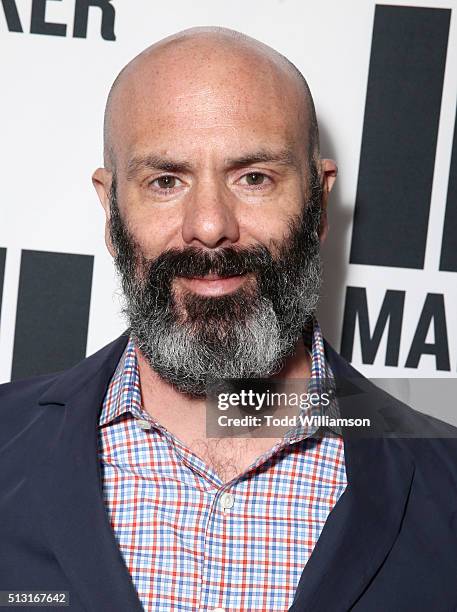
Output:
left=124, top=208, right=184, bottom=259
left=238, top=193, right=304, bottom=246
left=116, top=182, right=185, bottom=257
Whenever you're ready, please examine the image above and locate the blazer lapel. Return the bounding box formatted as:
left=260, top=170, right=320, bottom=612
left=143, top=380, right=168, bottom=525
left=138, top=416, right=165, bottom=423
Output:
left=28, top=332, right=144, bottom=612
left=289, top=343, right=415, bottom=611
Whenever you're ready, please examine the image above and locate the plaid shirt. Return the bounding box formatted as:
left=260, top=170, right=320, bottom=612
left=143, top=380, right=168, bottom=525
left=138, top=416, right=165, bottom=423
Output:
left=98, top=319, right=347, bottom=611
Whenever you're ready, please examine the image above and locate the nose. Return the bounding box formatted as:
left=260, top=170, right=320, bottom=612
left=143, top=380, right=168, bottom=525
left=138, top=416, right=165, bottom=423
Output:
left=181, top=177, right=240, bottom=248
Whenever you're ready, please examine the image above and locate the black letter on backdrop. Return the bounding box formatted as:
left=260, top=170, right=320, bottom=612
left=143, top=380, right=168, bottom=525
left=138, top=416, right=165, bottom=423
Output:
left=30, top=0, right=66, bottom=36
left=405, top=294, right=450, bottom=370
left=73, top=0, right=116, bottom=40
left=11, top=250, right=93, bottom=380
left=341, top=287, right=404, bottom=366
left=1, top=0, right=23, bottom=32
left=350, top=6, right=450, bottom=269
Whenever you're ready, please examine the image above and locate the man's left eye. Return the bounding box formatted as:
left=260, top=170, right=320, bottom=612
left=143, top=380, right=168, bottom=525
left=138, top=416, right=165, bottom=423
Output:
left=240, top=172, right=270, bottom=186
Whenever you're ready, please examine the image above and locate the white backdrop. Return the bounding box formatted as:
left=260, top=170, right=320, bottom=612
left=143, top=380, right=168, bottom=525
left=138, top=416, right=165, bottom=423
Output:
left=1, top=0, right=456, bottom=387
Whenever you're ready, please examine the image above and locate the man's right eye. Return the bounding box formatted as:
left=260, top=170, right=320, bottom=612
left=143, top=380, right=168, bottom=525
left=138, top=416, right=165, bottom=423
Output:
left=151, top=175, right=181, bottom=189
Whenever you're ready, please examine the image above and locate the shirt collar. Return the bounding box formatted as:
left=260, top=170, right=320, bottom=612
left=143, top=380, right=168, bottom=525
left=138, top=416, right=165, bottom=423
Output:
left=99, top=338, right=143, bottom=427
left=99, top=316, right=339, bottom=435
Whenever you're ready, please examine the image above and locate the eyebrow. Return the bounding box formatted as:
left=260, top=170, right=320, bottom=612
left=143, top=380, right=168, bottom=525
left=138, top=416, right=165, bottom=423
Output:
left=126, top=155, right=193, bottom=180
left=126, top=147, right=298, bottom=180
left=224, top=148, right=298, bottom=170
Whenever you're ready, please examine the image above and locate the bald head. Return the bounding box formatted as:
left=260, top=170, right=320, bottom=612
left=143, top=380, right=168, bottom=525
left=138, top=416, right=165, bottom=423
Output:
left=103, top=27, right=319, bottom=171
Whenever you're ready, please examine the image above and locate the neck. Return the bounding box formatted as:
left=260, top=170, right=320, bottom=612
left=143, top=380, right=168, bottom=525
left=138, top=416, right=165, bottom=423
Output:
left=136, top=337, right=312, bottom=440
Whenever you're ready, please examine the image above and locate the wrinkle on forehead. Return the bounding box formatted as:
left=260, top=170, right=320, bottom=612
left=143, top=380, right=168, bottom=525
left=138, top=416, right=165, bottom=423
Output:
left=103, top=27, right=317, bottom=170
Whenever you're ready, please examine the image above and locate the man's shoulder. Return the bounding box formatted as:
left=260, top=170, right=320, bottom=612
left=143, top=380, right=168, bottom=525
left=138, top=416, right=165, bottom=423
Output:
left=324, top=341, right=457, bottom=499
left=324, top=338, right=457, bottom=439
left=0, top=372, right=60, bottom=432
left=0, top=371, right=58, bottom=402
left=0, top=332, right=130, bottom=440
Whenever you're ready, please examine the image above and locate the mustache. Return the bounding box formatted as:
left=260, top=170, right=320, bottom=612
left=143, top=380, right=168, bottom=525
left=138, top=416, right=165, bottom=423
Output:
left=137, top=244, right=276, bottom=283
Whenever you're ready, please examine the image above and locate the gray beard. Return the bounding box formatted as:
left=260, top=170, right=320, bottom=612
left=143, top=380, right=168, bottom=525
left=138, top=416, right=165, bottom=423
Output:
left=125, top=266, right=320, bottom=396
left=109, top=169, right=323, bottom=396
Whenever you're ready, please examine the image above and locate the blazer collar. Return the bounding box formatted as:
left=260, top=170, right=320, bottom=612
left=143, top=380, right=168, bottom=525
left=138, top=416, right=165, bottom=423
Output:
left=38, top=331, right=130, bottom=406
left=30, top=333, right=415, bottom=612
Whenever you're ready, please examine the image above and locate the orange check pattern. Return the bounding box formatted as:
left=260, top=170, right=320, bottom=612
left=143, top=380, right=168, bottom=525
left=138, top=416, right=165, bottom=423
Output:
left=97, top=319, right=347, bottom=611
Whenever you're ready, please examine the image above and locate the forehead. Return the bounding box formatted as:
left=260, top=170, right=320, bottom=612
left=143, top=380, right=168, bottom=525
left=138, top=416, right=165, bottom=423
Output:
left=109, top=44, right=310, bottom=168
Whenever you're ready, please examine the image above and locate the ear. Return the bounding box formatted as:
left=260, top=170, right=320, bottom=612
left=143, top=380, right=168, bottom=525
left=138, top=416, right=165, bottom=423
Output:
left=92, top=167, right=115, bottom=257
left=318, top=158, right=338, bottom=244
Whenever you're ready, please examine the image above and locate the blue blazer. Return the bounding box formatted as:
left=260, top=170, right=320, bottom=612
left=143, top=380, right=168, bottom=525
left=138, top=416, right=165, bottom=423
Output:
left=1, top=332, right=457, bottom=611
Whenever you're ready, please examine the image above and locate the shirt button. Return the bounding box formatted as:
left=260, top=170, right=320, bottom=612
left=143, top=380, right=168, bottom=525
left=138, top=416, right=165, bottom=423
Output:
left=137, top=419, right=151, bottom=430
left=220, top=492, right=235, bottom=511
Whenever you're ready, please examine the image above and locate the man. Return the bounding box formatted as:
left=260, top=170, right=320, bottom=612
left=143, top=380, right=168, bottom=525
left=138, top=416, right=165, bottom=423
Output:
left=1, top=27, right=457, bottom=612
